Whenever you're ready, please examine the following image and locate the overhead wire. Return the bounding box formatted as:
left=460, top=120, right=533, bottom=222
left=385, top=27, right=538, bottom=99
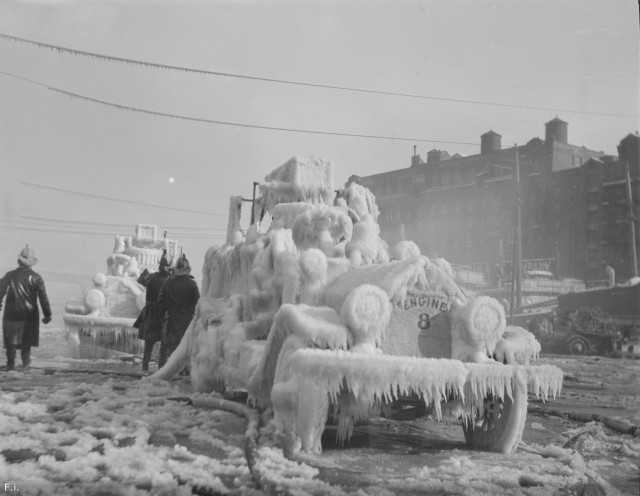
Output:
left=13, top=214, right=227, bottom=232
left=0, top=219, right=226, bottom=240
left=52, top=87, right=481, bottom=145
left=0, top=70, right=479, bottom=145
left=5, top=177, right=227, bottom=217
left=0, top=221, right=226, bottom=239
left=0, top=32, right=636, bottom=118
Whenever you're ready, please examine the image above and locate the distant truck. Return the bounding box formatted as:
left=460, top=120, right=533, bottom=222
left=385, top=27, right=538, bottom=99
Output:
left=527, top=279, right=640, bottom=356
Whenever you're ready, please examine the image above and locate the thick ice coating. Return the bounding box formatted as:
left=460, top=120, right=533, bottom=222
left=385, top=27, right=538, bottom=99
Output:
left=258, top=156, right=335, bottom=213
left=150, top=156, right=563, bottom=456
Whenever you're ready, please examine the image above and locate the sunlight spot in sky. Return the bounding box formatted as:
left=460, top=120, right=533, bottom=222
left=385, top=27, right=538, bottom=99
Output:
left=169, top=177, right=175, bottom=183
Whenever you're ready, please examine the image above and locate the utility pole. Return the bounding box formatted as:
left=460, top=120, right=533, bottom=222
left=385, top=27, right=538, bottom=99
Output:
left=509, top=144, right=523, bottom=323
left=624, top=162, right=638, bottom=278
left=250, top=181, right=259, bottom=225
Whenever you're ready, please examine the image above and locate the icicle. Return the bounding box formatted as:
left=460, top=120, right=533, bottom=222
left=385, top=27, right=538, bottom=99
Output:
left=287, top=349, right=469, bottom=443
left=523, top=364, right=563, bottom=400
left=460, top=363, right=516, bottom=420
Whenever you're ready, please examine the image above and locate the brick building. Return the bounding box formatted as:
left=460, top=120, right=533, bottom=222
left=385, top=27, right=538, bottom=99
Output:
left=350, top=119, right=640, bottom=287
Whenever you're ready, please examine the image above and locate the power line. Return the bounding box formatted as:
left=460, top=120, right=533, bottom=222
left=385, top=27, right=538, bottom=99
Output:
left=1, top=217, right=226, bottom=240
left=0, top=69, right=479, bottom=144
left=0, top=221, right=226, bottom=239
left=0, top=70, right=479, bottom=145
left=51, top=87, right=479, bottom=145
left=1, top=32, right=636, bottom=119
left=0, top=69, right=49, bottom=88
left=13, top=214, right=226, bottom=231
left=5, top=177, right=226, bottom=217
left=0, top=222, right=116, bottom=237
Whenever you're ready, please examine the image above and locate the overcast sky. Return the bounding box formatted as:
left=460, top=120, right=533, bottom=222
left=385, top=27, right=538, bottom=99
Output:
left=0, top=0, right=638, bottom=280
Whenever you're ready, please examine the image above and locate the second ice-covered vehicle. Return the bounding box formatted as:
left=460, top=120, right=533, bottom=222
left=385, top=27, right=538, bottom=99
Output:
left=63, top=224, right=181, bottom=358
left=152, top=156, right=563, bottom=455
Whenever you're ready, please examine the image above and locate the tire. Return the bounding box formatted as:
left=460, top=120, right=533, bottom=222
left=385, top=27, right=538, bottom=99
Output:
left=462, top=380, right=527, bottom=453
left=567, top=336, right=589, bottom=356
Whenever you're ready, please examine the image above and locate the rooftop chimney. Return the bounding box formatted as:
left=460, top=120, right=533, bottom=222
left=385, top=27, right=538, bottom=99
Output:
left=411, top=145, right=425, bottom=166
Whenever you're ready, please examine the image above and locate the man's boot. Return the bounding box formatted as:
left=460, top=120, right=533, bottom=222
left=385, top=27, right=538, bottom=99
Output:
left=5, top=347, right=16, bottom=371
left=21, top=346, right=31, bottom=368
left=142, top=340, right=154, bottom=372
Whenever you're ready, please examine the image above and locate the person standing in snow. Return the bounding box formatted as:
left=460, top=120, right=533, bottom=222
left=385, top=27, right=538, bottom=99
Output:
left=135, top=249, right=171, bottom=372
left=493, top=263, right=504, bottom=289
left=0, top=245, right=52, bottom=371
left=157, top=254, right=199, bottom=369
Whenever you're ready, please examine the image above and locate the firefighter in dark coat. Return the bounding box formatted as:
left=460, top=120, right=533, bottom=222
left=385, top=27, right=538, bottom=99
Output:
left=157, top=254, right=199, bottom=369
left=0, top=245, right=52, bottom=370
left=136, top=250, right=171, bottom=372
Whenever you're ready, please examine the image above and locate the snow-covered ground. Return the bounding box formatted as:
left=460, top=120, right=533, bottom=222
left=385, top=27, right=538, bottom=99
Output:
left=0, top=325, right=638, bottom=495
left=0, top=372, right=259, bottom=495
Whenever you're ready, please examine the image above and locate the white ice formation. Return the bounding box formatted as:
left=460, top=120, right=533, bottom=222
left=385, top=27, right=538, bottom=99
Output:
left=151, top=156, right=563, bottom=456
left=108, top=224, right=181, bottom=274
left=63, top=225, right=181, bottom=356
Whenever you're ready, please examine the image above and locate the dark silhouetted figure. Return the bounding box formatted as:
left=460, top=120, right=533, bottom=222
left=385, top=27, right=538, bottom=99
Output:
left=157, top=254, right=199, bottom=370
left=135, top=250, right=171, bottom=372
left=0, top=245, right=52, bottom=371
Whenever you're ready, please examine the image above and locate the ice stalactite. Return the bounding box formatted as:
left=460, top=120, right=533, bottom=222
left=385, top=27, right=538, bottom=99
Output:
left=523, top=364, right=563, bottom=400
left=202, top=244, right=255, bottom=300
left=248, top=304, right=350, bottom=406
left=188, top=296, right=240, bottom=393
left=285, top=350, right=560, bottom=449
left=332, top=389, right=378, bottom=446
left=462, top=363, right=516, bottom=410
left=225, top=195, right=244, bottom=246
left=288, top=349, right=469, bottom=441
left=66, top=324, right=142, bottom=357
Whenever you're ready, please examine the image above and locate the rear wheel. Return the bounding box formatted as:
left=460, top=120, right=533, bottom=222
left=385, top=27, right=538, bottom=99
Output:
left=462, top=384, right=527, bottom=453
left=388, top=395, right=430, bottom=421
left=568, top=336, right=589, bottom=355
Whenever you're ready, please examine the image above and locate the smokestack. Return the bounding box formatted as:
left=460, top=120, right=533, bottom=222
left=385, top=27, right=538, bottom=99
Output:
left=411, top=146, right=424, bottom=166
